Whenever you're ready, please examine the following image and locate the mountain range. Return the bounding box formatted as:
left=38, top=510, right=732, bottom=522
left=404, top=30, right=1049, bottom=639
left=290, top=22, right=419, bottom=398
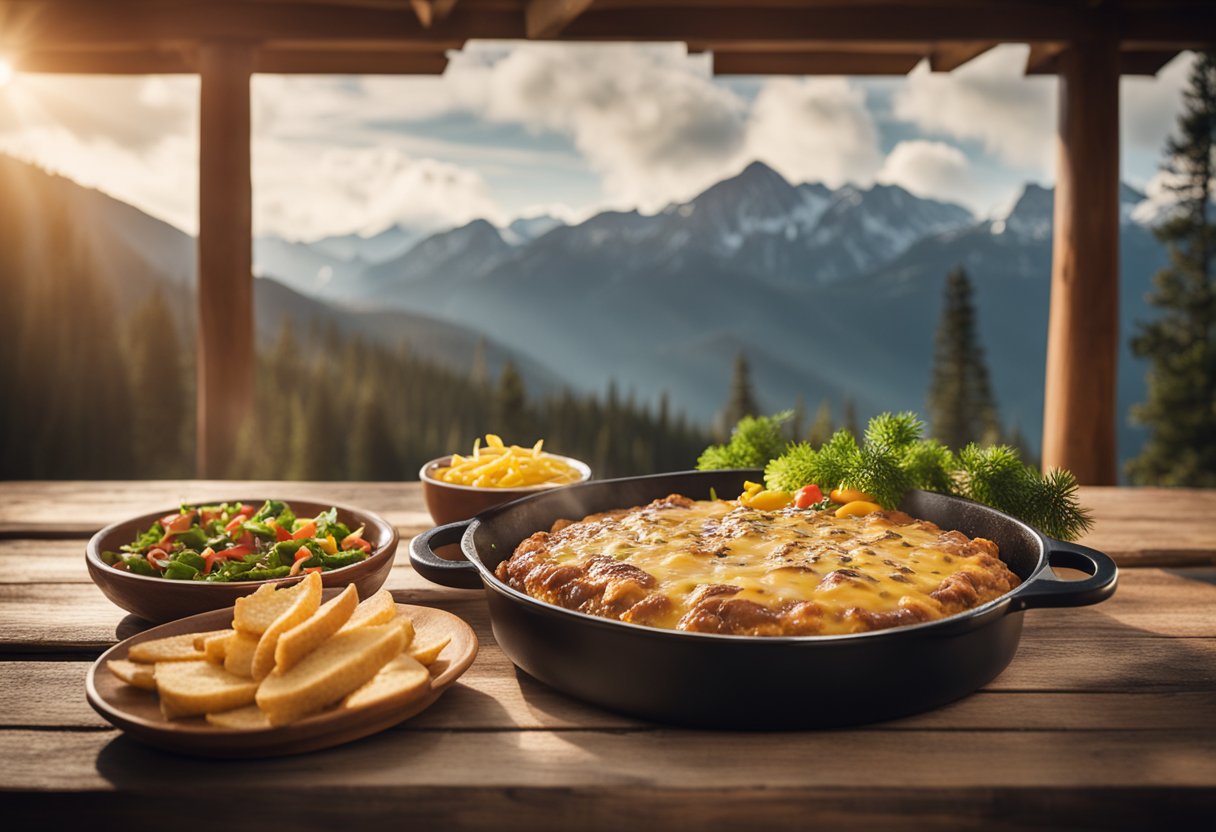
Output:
left=261, top=160, right=1163, bottom=464
left=8, top=153, right=1169, bottom=468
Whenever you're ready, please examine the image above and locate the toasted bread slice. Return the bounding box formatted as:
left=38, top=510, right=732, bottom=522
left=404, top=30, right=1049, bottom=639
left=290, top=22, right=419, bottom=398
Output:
left=107, top=658, right=157, bottom=691
left=342, top=653, right=430, bottom=711
left=233, top=578, right=312, bottom=636
left=251, top=572, right=323, bottom=681
left=205, top=704, right=271, bottom=730
left=155, top=660, right=259, bottom=720
left=335, top=589, right=397, bottom=635
left=274, top=584, right=358, bottom=676
left=128, top=632, right=209, bottom=664
left=409, top=636, right=450, bottom=667
left=397, top=616, right=415, bottom=651
left=203, top=632, right=232, bottom=664
left=256, top=623, right=405, bottom=726
left=223, top=631, right=259, bottom=679
left=193, top=629, right=234, bottom=651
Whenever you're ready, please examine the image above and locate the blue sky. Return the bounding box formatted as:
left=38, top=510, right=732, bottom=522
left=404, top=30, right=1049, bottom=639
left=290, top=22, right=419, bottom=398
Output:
left=0, top=43, right=1195, bottom=240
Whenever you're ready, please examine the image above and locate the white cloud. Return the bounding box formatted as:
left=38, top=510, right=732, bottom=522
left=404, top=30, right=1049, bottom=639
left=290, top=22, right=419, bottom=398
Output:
left=470, top=43, right=748, bottom=211
left=1122, top=52, right=1196, bottom=155
left=892, top=46, right=1056, bottom=173
left=252, top=141, right=501, bottom=240
left=743, top=77, right=881, bottom=188
left=0, top=75, right=200, bottom=232
left=876, top=140, right=973, bottom=204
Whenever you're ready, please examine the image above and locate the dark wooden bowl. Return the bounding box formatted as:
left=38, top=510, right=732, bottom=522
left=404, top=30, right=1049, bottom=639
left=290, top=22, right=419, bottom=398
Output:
left=86, top=499, right=398, bottom=624
left=419, top=454, right=591, bottom=526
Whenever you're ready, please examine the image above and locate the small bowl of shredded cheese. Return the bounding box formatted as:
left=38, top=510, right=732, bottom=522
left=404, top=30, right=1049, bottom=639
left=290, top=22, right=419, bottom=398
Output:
left=419, top=435, right=591, bottom=525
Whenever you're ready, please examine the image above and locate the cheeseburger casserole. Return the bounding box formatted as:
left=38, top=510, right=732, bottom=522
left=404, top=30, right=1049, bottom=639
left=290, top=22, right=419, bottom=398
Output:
left=495, top=494, right=1021, bottom=636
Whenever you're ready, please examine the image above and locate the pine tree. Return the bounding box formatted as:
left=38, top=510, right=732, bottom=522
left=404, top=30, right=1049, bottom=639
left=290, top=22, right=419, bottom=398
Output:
left=808, top=400, right=834, bottom=447
left=926, top=266, right=1001, bottom=448
left=124, top=291, right=189, bottom=476
left=493, top=361, right=528, bottom=441
left=841, top=397, right=860, bottom=439
left=469, top=337, right=489, bottom=387
left=790, top=395, right=806, bottom=442
left=720, top=351, right=759, bottom=436
left=1128, top=52, right=1216, bottom=486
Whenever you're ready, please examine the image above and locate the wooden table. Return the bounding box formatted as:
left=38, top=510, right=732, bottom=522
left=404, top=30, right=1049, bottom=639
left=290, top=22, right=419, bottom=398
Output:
left=2, top=482, right=1214, bottom=830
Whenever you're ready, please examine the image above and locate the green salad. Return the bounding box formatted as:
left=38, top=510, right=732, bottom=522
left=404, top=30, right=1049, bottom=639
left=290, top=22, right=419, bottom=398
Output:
left=101, top=500, right=374, bottom=582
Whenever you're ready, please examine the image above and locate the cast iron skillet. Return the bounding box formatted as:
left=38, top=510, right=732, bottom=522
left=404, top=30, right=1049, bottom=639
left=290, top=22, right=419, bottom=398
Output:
left=410, top=469, right=1117, bottom=729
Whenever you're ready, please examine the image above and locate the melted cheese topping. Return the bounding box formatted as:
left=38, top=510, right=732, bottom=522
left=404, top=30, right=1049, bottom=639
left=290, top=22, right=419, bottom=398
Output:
left=543, top=499, right=1009, bottom=635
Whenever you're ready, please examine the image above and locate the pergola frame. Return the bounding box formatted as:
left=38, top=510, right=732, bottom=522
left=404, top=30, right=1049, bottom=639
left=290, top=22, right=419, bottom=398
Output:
left=3, top=0, right=1214, bottom=482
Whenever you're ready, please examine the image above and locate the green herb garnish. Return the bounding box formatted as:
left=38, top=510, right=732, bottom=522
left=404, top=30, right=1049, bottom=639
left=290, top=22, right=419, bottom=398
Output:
left=698, top=410, right=1093, bottom=541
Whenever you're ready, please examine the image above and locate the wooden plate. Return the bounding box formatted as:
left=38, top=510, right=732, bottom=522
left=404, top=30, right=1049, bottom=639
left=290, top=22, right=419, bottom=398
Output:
left=86, top=602, right=478, bottom=758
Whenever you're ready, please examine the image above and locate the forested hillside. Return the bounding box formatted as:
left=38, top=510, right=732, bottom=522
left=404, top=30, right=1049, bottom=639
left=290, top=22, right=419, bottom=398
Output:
left=0, top=156, right=709, bottom=479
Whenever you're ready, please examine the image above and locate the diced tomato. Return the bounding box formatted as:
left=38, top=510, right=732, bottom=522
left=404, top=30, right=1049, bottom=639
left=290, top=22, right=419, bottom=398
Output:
left=220, top=544, right=253, bottom=560
left=293, top=548, right=313, bottom=562
left=292, top=520, right=317, bottom=540
left=238, top=531, right=255, bottom=548
left=201, top=547, right=217, bottom=576
left=303, top=567, right=323, bottom=574
left=274, top=524, right=293, bottom=542
left=241, top=504, right=256, bottom=517
left=224, top=514, right=248, bottom=533
left=794, top=484, right=824, bottom=509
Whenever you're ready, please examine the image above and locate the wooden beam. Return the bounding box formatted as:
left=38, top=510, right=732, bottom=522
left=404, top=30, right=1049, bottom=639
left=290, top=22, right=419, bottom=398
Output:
left=928, top=41, right=996, bottom=72
left=1042, top=36, right=1120, bottom=485
left=713, top=50, right=923, bottom=76
left=1029, top=44, right=1185, bottom=77
left=561, top=5, right=1092, bottom=42
left=526, top=0, right=597, bottom=39
left=13, top=47, right=196, bottom=73
left=1025, top=42, right=1067, bottom=74
left=196, top=42, right=255, bottom=478
left=4, top=3, right=520, bottom=50
left=409, top=0, right=460, bottom=29
left=256, top=48, right=448, bottom=73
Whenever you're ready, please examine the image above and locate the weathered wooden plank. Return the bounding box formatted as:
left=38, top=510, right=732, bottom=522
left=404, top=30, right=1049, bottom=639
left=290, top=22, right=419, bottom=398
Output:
left=2, top=727, right=1215, bottom=793
left=5, top=569, right=1215, bottom=653
left=7, top=657, right=1215, bottom=733
left=2, top=782, right=1212, bottom=832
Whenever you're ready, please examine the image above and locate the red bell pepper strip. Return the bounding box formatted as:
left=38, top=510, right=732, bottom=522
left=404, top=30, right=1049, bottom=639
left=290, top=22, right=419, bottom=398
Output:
left=342, top=536, right=372, bottom=553
left=303, top=567, right=323, bottom=574
left=201, top=547, right=217, bottom=576
left=794, top=484, right=824, bottom=509
left=224, top=514, right=248, bottom=534
left=293, top=548, right=313, bottom=562
left=273, top=523, right=292, bottom=542
left=292, top=520, right=317, bottom=540
left=341, top=528, right=372, bottom=553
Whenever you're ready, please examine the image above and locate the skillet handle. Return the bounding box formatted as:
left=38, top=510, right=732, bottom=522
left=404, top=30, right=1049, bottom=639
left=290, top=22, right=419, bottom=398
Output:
left=1012, top=540, right=1118, bottom=610
left=409, top=521, right=483, bottom=589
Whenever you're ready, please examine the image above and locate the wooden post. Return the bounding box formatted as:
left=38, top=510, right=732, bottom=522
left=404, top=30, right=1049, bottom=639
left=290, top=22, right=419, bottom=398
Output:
left=1041, top=34, right=1120, bottom=485
left=196, top=43, right=254, bottom=477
